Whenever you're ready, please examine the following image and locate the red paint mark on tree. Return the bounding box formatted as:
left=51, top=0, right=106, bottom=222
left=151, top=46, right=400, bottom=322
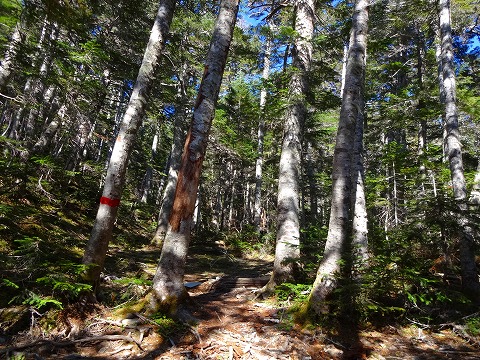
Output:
left=100, top=196, right=121, bottom=207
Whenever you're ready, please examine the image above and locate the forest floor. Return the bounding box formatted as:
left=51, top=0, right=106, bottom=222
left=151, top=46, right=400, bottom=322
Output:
left=1, top=241, right=480, bottom=360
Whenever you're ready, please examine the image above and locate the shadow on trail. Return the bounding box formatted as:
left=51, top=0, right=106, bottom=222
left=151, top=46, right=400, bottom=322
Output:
left=126, top=258, right=278, bottom=360
left=337, top=311, right=364, bottom=360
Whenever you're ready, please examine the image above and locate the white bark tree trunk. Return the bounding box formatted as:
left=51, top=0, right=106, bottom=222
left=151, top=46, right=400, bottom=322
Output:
left=7, top=20, right=51, bottom=140
left=32, top=100, right=65, bottom=155
left=150, top=0, right=239, bottom=317
left=254, top=25, right=272, bottom=231
left=0, top=23, right=22, bottom=92
left=23, top=31, right=57, bottom=141
left=416, top=31, right=427, bottom=197
left=438, top=0, right=480, bottom=299
left=261, top=0, right=315, bottom=295
left=351, top=86, right=368, bottom=276
left=82, top=0, right=176, bottom=289
left=309, top=0, right=369, bottom=315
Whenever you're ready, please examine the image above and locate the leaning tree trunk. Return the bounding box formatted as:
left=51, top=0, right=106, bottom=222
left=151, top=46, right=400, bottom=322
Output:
left=260, top=0, right=315, bottom=296
left=31, top=98, right=64, bottom=155
left=149, top=0, right=239, bottom=317
left=23, top=26, right=58, bottom=142
left=438, top=0, right=480, bottom=299
left=81, top=0, right=176, bottom=289
left=7, top=20, right=52, bottom=140
left=0, top=23, right=22, bottom=92
left=308, top=0, right=369, bottom=316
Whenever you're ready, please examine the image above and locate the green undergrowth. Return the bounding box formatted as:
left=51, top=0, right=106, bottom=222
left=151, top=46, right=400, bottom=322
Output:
left=0, top=151, right=156, bottom=316
left=1, top=143, right=479, bottom=337
left=150, top=313, right=189, bottom=338
left=219, top=225, right=275, bottom=259
left=465, top=316, right=480, bottom=337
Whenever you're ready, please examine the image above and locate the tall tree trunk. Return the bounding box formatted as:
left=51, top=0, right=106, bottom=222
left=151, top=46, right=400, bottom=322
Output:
left=261, top=0, right=315, bottom=295
left=152, top=113, right=188, bottom=244
left=0, top=23, right=22, bottom=92
left=392, top=160, right=399, bottom=226
left=435, top=28, right=447, bottom=163
left=351, top=85, right=368, bottom=277
left=152, top=72, right=190, bottom=244
left=416, top=28, right=427, bottom=197
left=438, top=0, right=480, bottom=299
left=23, top=33, right=58, bottom=142
left=228, top=168, right=237, bottom=229
left=81, top=0, right=176, bottom=289
left=149, top=0, right=239, bottom=317
left=308, top=0, right=369, bottom=315
left=7, top=20, right=54, bottom=141
left=254, top=25, right=272, bottom=232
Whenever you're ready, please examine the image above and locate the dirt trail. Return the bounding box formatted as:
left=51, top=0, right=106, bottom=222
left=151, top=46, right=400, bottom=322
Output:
left=2, top=247, right=480, bottom=359
left=149, top=277, right=480, bottom=360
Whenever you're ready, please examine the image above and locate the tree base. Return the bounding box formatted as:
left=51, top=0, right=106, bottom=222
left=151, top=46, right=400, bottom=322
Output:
left=146, top=290, right=196, bottom=323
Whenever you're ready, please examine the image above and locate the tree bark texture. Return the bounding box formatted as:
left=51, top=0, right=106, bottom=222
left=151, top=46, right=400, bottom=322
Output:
left=351, top=85, right=368, bottom=276
left=265, top=0, right=315, bottom=291
left=150, top=0, right=239, bottom=315
left=438, top=0, right=480, bottom=299
left=152, top=64, right=191, bottom=243
left=152, top=108, right=188, bottom=245
left=309, top=0, right=369, bottom=315
left=82, top=0, right=176, bottom=288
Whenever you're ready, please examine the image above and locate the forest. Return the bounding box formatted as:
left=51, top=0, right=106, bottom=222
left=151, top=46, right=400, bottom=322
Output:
left=0, top=0, right=480, bottom=358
